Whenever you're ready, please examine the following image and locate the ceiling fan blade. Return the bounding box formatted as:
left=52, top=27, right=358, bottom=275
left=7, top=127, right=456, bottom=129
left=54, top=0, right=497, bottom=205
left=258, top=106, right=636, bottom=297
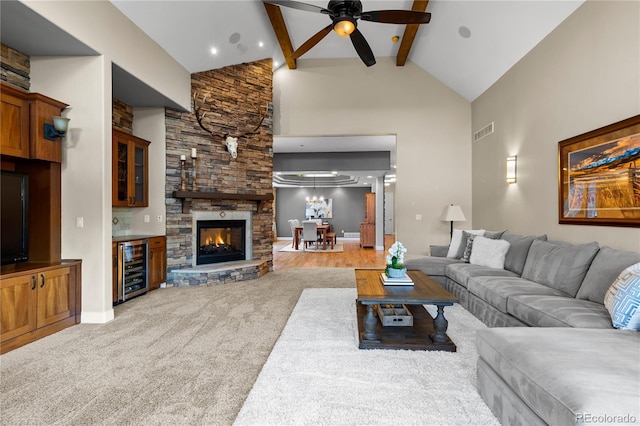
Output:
left=292, top=24, right=333, bottom=60
left=262, top=0, right=328, bottom=14
left=360, top=10, right=431, bottom=24
left=350, top=28, right=375, bottom=67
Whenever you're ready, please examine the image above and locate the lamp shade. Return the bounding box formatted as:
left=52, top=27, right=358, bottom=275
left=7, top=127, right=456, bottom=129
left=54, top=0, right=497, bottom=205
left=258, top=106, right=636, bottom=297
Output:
left=52, top=116, right=70, bottom=132
left=441, top=204, right=466, bottom=222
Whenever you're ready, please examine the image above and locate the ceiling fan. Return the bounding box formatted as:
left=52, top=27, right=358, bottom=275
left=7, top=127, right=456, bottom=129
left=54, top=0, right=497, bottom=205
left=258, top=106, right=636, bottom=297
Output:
left=263, top=1, right=431, bottom=67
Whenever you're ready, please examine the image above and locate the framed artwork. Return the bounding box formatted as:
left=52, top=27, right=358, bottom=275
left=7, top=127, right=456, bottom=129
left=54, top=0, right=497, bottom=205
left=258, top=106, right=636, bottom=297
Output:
left=305, top=199, right=333, bottom=218
left=558, top=114, right=640, bottom=227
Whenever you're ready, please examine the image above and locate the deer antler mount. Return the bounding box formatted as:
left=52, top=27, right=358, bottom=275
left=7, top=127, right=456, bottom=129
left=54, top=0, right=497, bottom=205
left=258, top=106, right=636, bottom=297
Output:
left=192, top=91, right=266, bottom=159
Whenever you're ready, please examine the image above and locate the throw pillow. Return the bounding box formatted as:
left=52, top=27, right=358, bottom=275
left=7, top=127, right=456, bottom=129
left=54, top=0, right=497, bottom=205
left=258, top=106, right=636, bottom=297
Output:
left=501, top=231, right=547, bottom=275
left=469, top=236, right=511, bottom=269
left=461, top=233, right=476, bottom=263
left=447, top=229, right=485, bottom=258
left=604, top=262, right=640, bottom=330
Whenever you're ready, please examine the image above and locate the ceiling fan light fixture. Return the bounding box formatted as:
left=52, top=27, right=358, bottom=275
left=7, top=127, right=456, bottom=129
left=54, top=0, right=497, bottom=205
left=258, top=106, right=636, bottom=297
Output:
left=333, top=17, right=356, bottom=37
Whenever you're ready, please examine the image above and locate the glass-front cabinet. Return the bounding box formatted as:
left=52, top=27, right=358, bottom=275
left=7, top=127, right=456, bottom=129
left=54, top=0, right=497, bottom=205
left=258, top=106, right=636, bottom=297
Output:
left=112, top=129, right=150, bottom=207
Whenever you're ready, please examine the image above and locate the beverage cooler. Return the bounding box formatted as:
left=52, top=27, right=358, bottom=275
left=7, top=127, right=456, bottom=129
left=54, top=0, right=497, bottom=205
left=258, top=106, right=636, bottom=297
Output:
left=116, top=239, right=149, bottom=303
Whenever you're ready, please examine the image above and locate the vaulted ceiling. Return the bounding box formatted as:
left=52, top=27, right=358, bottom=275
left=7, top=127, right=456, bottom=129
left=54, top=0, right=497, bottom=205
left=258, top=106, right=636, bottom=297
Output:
left=111, top=0, right=583, bottom=102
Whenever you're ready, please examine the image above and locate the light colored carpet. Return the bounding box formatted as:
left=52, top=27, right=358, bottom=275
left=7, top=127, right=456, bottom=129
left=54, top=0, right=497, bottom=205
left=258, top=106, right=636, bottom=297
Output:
left=279, top=243, right=344, bottom=253
left=0, top=268, right=355, bottom=426
left=234, top=288, right=499, bottom=426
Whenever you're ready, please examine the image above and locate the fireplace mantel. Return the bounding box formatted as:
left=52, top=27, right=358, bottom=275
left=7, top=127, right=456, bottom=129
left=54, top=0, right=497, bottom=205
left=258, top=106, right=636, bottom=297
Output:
left=172, top=190, right=274, bottom=214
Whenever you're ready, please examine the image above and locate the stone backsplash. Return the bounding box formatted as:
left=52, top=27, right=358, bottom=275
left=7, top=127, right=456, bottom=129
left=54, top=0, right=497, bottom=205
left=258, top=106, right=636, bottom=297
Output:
left=164, top=59, right=274, bottom=282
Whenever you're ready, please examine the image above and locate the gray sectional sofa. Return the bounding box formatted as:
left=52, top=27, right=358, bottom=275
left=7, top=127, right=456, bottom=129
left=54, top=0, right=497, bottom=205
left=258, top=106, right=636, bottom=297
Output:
left=405, top=231, right=640, bottom=426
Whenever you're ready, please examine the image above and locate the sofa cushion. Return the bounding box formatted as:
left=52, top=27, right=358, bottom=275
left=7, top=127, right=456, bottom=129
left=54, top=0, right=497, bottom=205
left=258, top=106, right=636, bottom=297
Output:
left=469, top=236, right=510, bottom=269
left=404, top=256, right=461, bottom=277
left=521, top=240, right=600, bottom=297
left=484, top=229, right=506, bottom=239
left=446, top=229, right=485, bottom=258
left=577, top=247, right=640, bottom=304
left=445, top=263, right=518, bottom=289
left=476, top=328, right=640, bottom=426
left=467, top=276, right=565, bottom=313
left=507, top=294, right=613, bottom=328
left=604, top=262, right=640, bottom=330
left=501, top=231, right=546, bottom=275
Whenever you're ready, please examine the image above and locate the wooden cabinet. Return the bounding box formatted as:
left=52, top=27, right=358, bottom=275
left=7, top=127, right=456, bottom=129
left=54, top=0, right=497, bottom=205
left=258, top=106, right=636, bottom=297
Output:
left=0, top=261, right=82, bottom=354
left=112, top=236, right=165, bottom=303
left=148, top=236, right=166, bottom=290
left=27, top=93, right=68, bottom=163
left=112, top=243, right=118, bottom=303
left=360, top=192, right=375, bottom=248
left=112, top=129, right=150, bottom=207
left=0, top=83, right=29, bottom=159
left=0, top=82, right=68, bottom=163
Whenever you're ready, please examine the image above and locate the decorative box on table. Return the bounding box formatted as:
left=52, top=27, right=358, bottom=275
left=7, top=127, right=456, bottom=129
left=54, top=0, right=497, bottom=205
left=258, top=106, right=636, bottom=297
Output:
left=377, top=304, right=414, bottom=326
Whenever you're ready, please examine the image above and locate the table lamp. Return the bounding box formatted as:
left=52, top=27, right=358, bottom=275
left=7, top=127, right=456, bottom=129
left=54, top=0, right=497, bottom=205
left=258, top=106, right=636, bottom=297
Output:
left=441, top=204, right=466, bottom=241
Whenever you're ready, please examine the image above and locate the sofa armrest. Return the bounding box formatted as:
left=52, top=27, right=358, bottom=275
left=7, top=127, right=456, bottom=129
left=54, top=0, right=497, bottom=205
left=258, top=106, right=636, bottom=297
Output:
left=430, top=245, right=449, bottom=257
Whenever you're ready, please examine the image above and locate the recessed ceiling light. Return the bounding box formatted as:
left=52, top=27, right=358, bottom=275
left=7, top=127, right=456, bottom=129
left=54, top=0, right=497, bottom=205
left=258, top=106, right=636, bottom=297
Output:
left=210, top=47, right=218, bottom=55
left=367, top=175, right=373, bottom=178
left=258, top=41, right=264, bottom=48
left=274, top=60, right=280, bottom=67
left=458, top=26, right=471, bottom=39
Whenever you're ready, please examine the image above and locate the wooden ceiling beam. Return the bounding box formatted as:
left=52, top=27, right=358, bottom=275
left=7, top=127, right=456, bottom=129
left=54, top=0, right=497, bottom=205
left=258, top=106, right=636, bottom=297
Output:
left=396, top=0, right=429, bottom=67
left=263, top=2, right=297, bottom=69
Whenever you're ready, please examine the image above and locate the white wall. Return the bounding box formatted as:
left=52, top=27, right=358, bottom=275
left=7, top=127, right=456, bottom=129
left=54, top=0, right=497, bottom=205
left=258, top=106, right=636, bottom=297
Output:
left=22, top=0, right=190, bottom=110
left=472, top=0, right=640, bottom=252
left=130, top=107, right=167, bottom=236
left=23, top=1, right=190, bottom=323
left=31, top=55, right=114, bottom=322
left=274, top=58, right=472, bottom=255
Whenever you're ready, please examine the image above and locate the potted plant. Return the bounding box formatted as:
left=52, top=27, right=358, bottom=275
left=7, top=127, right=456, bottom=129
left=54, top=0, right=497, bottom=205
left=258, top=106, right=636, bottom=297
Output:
left=385, top=241, right=407, bottom=278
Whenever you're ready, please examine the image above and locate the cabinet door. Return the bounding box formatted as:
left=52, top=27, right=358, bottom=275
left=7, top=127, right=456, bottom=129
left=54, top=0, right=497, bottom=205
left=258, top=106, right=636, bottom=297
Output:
left=148, top=237, right=166, bottom=290
left=0, top=89, right=29, bottom=159
left=130, top=140, right=149, bottom=207
left=112, top=130, right=149, bottom=207
left=0, top=274, right=37, bottom=342
left=36, top=267, right=72, bottom=328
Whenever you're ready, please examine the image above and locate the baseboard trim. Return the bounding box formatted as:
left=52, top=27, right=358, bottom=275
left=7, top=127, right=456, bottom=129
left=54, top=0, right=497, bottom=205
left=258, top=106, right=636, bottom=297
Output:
left=81, top=308, right=115, bottom=324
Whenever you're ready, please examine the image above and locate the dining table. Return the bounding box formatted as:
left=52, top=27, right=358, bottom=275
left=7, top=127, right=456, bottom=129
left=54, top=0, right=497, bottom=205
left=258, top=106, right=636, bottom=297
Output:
left=294, top=224, right=331, bottom=250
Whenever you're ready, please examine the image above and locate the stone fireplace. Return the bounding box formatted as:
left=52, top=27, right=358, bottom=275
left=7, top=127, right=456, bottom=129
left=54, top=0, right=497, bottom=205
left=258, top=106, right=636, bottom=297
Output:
left=164, top=60, right=273, bottom=286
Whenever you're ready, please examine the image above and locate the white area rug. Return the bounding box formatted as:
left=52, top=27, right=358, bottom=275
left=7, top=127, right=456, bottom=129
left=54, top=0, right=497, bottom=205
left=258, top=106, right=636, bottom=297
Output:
left=279, top=243, right=344, bottom=253
left=234, top=288, right=499, bottom=426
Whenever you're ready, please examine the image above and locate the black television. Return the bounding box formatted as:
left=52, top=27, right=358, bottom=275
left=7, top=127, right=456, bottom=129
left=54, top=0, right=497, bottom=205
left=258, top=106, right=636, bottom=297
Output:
left=1, top=171, right=29, bottom=265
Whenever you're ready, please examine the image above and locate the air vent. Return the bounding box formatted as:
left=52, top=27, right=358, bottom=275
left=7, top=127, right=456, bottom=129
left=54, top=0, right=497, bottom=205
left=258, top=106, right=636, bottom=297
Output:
left=473, top=122, right=494, bottom=142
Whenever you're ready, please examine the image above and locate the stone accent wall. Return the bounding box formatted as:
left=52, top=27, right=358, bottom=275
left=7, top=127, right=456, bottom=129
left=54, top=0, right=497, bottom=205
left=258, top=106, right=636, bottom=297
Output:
left=1, top=44, right=30, bottom=90
left=165, top=59, right=274, bottom=283
left=112, top=98, right=133, bottom=133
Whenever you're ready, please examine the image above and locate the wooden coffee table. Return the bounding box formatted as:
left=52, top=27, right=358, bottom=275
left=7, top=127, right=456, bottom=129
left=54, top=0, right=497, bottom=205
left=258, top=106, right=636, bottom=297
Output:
left=355, top=269, right=458, bottom=351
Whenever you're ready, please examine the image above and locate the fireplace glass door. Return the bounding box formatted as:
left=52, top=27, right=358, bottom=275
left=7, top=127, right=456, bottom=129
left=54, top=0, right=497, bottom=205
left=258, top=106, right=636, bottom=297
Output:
left=197, top=220, right=246, bottom=265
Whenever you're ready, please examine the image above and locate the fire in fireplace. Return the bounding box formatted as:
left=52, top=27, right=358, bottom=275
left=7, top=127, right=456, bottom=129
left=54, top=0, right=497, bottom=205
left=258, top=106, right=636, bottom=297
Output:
left=196, top=220, right=246, bottom=265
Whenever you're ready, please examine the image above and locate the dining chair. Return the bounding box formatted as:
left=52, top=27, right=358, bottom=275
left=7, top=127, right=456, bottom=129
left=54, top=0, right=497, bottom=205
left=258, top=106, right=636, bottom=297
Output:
left=288, top=219, right=298, bottom=248
left=302, top=220, right=320, bottom=250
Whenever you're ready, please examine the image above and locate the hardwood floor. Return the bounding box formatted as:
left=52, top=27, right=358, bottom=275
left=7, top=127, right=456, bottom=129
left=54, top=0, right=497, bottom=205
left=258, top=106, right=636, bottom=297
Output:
left=272, top=235, right=395, bottom=270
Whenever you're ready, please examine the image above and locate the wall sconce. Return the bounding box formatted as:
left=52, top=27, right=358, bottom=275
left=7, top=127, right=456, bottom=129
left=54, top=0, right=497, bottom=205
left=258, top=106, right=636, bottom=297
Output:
left=506, top=155, right=517, bottom=184
left=44, top=116, right=70, bottom=141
